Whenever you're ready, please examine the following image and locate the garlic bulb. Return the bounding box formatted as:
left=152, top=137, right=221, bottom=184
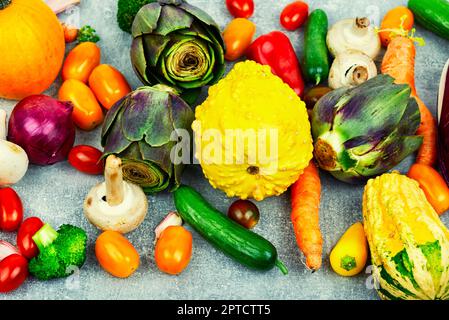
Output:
left=329, top=50, right=377, bottom=89
left=327, top=17, right=381, bottom=59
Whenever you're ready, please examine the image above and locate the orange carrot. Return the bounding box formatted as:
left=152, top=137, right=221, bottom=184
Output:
left=381, top=36, right=438, bottom=167
left=379, top=7, right=414, bottom=47
left=290, top=161, right=323, bottom=271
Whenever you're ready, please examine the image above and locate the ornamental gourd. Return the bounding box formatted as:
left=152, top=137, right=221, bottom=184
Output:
left=363, top=172, right=449, bottom=300
left=0, top=0, right=65, bottom=100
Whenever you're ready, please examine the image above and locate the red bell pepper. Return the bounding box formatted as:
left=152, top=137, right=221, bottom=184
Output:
left=246, top=31, right=305, bottom=97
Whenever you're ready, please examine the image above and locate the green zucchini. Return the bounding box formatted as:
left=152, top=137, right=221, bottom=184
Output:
left=409, top=0, right=449, bottom=40
left=173, top=185, right=288, bottom=274
left=304, top=9, right=330, bottom=85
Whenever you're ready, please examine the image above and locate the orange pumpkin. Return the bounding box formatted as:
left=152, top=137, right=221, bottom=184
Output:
left=0, top=0, right=65, bottom=100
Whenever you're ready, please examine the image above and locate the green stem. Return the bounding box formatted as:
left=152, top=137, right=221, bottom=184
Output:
left=32, top=224, right=59, bottom=251
left=275, top=259, right=289, bottom=275
left=0, top=0, right=11, bottom=10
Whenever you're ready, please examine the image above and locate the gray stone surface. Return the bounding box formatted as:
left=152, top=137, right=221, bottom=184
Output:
left=1, top=0, right=448, bottom=300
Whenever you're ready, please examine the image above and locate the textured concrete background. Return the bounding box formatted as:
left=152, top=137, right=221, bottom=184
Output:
left=1, top=0, right=449, bottom=300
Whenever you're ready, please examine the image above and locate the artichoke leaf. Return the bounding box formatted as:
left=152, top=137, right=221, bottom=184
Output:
left=102, top=115, right=133, bottom=156
left=333, top=84, right=412, bottom=142
left=131, top=38, right=150, bottom=85
left=356, top=136, right=423, bottom=177
left=312, top=87, right=347, bottom=138
left=143, top=34, right=171, bottom=67
left=138, top=140, right=173, bottom=174
left=179, top=1, right=224, bottom=47
left=170, top=95, right=195, bottom=130
left=153, top=4, right=194, bottom=36
left=119, top=142, right=171, bottom=193
left=131, top=3, right=162, bottom=37
left=121, top=89, right=173, bottom=146
left=101, top=97, right=129, bottom=145
left=177, top=21, right=216, bottom=44
left=203, top=24, right=225, bottom=66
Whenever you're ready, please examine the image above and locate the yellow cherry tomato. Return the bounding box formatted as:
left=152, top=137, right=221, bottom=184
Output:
left=88, top=64, right=132, bottom=110
left=223, top=18, right=256, bottom=61
left=62, top=42, right=101, bottom=83
left=58, top=79, right=104, bottom=131
left=330, top=222, right=368, bottom=277
left=155, top=226, right=192, bottom=275
left=95, top=231, right=140, bottom=278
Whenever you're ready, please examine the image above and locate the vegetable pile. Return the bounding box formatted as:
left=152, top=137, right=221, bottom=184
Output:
left=2, top=0, right=449, bottom=301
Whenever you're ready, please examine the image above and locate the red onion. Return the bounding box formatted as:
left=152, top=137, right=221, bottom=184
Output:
left=0, top=240, right=19, bottom=262
left=8, top=95, right=76, bottom=166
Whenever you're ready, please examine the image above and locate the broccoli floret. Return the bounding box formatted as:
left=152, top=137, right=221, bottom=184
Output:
left=117, top=0, right=156, bottom=33
left=77, top=25, right=100, bottom=43
left=29, top=224, right=88, bottom=281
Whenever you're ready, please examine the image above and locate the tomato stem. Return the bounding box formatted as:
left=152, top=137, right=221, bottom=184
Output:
left=0, top=0, right=11, bottom=10
left=275, top=259, right=289, bottom=275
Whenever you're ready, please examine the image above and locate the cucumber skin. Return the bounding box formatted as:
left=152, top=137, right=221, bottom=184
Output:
left=304, top=9, right=330, bottom=85
left=409, top=0, right=449, bottom=40
left=174, top=185, right=279, bottom=271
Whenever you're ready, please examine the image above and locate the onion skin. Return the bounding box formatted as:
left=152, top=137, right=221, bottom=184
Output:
left=8, top=95, right=76, bottom=166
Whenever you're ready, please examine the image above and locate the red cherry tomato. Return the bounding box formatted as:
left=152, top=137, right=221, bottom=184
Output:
left=0, top=188, right=23, bottom=232
left=227, top=200, right=260, bottom=229
left=68, top=145, right=104, bottom=175
left=17, top=217, right=44, bottom=260
left=226, top=0, right=254, bottom=18
left=280, top=1, right=309, bottom=31
left=0, top=254, right=28, bottom=293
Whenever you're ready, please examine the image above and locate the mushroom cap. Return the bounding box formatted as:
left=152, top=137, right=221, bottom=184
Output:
left=84, top=180, right=148, bottom=234
left=327, top=18, right=381, bottom=59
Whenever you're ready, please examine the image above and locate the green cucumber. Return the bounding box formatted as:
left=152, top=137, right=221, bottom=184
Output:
left=304, top=9, right=330, bottom=85
left=173, top=185, right=288, bottom=274
left=409, top=0, right=449, bottom=40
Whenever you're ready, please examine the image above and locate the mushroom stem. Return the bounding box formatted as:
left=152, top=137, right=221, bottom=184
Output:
left=349, top=66, right=369, bottom=85
left=354, top=17, right=370, bottom=36
left=105, top=155, right=125, bottom=206
left=0, top=109, right=7, bottom=140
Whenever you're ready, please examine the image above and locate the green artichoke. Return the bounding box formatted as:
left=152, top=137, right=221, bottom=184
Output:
left=131, top=0, right=225, bottom=104
left=311, top=75, right=423, bottom=183
left=101, top=85, right=194, bottom=194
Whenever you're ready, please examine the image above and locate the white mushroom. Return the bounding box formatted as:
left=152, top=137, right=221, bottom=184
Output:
left=0, top=109, right=29, bottom=187
left=327, top=17, right=381, bottom=59
left=84, top=155, right=148, bottom=234
left=328, top=50, right=378, bottom=89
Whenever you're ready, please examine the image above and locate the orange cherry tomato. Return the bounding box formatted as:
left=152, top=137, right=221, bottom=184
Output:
left=407, top=163, right=449, bottom=215
left=379, top=6, right=414, bottom=47
left=95, top=231, right=140, bottom=278
left=58, top=79, right=104, bottom=131
left=223, top=18, right=256, bottom=61
left=62, top=42, right=101, bottom=83
left=155, top=226, right=192, bottom=275
left=88, top=64, right=132, bottom=110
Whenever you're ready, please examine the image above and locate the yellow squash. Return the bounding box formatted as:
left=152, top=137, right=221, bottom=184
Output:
left=363, top=172, right=449, bottom=300
left=192, top=61, right=313, bottom=201
left=330, top=222, right=368, bottom=277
